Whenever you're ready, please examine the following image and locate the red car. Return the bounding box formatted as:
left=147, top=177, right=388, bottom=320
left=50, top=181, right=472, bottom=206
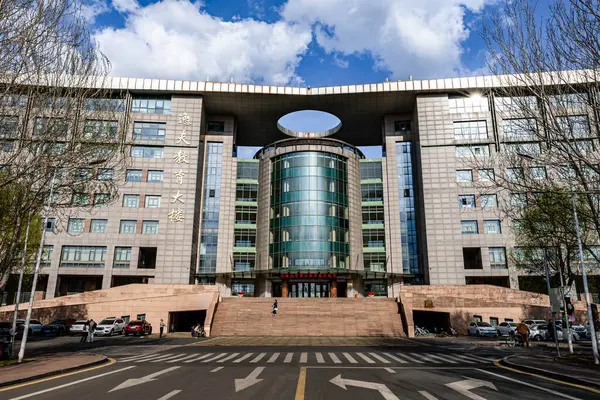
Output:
left=124, top=320, right=152, bottom=336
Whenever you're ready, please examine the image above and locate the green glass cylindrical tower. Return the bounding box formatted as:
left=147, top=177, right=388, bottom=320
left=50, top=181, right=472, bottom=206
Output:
left=269, top=151, right=350, bottom=270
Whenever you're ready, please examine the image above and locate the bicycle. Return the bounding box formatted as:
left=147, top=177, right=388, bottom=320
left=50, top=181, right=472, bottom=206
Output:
left=505, top=331, right=522, bottom=347
left=415, top=326, right=430, bottom=337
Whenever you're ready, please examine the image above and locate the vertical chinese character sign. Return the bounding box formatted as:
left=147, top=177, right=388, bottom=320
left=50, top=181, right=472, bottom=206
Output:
left=168, top=113, right=191, bottom=223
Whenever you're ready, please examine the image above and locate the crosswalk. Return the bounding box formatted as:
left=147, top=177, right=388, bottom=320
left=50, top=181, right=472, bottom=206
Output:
left=117, top=351, right=493, bottom=366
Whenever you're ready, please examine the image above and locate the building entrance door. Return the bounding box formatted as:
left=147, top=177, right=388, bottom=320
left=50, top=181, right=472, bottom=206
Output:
left=290, top=281, right=330, bottom=298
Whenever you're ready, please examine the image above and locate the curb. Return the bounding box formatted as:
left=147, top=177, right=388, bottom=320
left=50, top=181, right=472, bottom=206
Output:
left=0, top=355, right=109, bottom=389
left=499, top=356, right=600, bottom=390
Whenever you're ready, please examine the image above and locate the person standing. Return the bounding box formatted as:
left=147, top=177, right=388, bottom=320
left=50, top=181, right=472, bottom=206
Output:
left=516, top=321, right=530, bottom=348
left=160, top=319, right=165, bottom=338
left=87, top=319, right=96, bottom=343
left=272, top=299, right=278, bottom=317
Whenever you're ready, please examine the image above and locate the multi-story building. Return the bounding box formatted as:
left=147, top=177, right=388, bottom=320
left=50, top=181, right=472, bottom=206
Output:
left=2, top=73, right=599, bottom=303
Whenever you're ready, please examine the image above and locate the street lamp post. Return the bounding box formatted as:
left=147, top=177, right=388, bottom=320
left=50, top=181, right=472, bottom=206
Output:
left=571, top=195, right=600, bottom=364
left=10, top=212, right=31, bottom=354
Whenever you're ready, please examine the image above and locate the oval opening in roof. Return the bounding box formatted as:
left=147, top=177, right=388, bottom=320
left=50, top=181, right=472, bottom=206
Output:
left=277, top=110, right=341, bottom=138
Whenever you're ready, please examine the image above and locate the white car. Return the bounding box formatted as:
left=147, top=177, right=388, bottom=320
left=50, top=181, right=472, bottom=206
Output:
left=69, top=320, right=89, bottom=336
left=496, top=322, right=519, bottom=336
left=523, top=319, right=547, bottom=326
left=95, top=318, right=126, bottom=336
left=468, top=322, right=498, bottom=337
left=16, top=319, right=44, bottom=335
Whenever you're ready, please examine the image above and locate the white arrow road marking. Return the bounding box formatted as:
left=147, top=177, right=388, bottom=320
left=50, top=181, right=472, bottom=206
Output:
left=329, top=353, right=342, bottom=364
left=329, top=375, right=399, bottom=400
left=233, top=353, right=254, bottom=363
left=234, top=367, right=265, bottom=393
left=109, top=366, right=181, bottom=392
left=445, top=378, right=497, bottom=400
left=476, top=369, right=583, bottom=400
left=157, top=390, right=181, bottom=400
left=419, top=391, right=439, bottom=400
left=8, top=367, right=136, bottom=400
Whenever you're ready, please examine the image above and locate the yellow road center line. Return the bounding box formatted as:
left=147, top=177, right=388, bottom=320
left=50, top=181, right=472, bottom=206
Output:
left=295, top=367, right=307, bottom=400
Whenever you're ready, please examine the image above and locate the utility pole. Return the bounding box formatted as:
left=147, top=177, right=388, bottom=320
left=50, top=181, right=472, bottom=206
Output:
left=544, top=250, right=561, bottom=357
left=18, top=173, right=55, bottom=363
left=10, top=212, right=31, bottom=354
left=571, top=195, right=599, bottom=364
left=557, top=269, right=573, bottom=354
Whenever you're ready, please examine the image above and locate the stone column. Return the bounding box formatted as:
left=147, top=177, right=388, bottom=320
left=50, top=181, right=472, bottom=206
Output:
left=330, top=279, right=337, bottom=297
left=281, top=280, right=289, bottom=298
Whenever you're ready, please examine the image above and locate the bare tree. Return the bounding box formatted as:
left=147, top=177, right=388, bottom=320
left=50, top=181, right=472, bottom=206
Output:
left=0, top=1, right=129, bottom=292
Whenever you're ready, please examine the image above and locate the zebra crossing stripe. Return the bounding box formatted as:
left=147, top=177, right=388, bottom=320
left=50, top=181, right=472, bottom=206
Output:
left=382, top=353, right=407, bottom=364
left=396, top=353, right=423, bottom=363
left=166, top=354, right=199, bottom=363
left=218, top=353, right=241, bottom=363
left=444, top=354, right=475, bottom=364
left=137, top=354, right=174, bottom=363
left=267, top=353, right=280, bottom=363
left=455, top=354, right=491, bottom=363
left=202, top=353, right=228, bottom=362
left=151, top=354, right=185, bottom=363
left=368, top=353, right=391, bottom=364
left=343, top=353, right=358, bottom=364
left=284, top=353, right=294, bottom=363
left=300, top=353, right=308, bottom=363
left=315, top=353, right=325, bottom=364
left=356, top=353, right=376, bottom=364
left=329, top=353, right=342, bottom=364
left=121, top=353, right=167, bottom=362
left=250, top=353, right=267, bottom=363
left=426, top=354, right=457, bottom=364
left=410, top=353, right=440, bottom=364
left=183, top=353, right=214, bottom=363
left=233, top=353, right=254, bottom=363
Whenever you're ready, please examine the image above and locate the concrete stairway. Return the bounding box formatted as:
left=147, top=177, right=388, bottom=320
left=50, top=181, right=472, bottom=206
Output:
left=210, top=297, right=406, bottom=337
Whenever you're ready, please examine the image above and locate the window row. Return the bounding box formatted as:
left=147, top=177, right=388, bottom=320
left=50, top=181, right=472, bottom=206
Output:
left=65, top=218, right=160, bottom=234
left=43, top=245, right=156, bottom=269
left=458, top=194, right=497, bottom=209
left=126, top=169, right=164, bottom=183
left=454, top=121, right=488, bottom=141
left=456, top=169, right=495, bottom=183
left=461, top=220, right=502, bottom=234
left=360, top=161, right=383, bottom=180
left=122, top=194, right=161, bottom=208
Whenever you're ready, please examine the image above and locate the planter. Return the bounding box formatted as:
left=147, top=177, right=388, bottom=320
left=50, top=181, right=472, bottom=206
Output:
left=237, top=292, right=245, bottom=297
left=367, top=292, right=376, bottom=298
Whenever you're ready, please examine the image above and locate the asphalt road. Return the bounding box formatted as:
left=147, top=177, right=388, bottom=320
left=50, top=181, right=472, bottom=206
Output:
left=0, top=341, right=597, bottom=400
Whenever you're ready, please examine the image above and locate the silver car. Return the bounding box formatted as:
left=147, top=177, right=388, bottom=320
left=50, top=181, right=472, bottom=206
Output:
left=496, top=322, right=518, bottom=336
left=95, top=318, right=126, bottom=336
left=529, top=324, right=549, bottom=341
left=69, top=320, right=89, bottom=336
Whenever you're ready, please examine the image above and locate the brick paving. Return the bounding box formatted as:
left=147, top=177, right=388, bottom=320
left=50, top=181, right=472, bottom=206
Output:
left=0, top=352, right=106, bottom=387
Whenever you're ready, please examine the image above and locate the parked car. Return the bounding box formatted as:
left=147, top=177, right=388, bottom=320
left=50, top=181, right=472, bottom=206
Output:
left=95, top=318, right=126, bottom=336
left=468, top=322, right=498, bottom=337
left=570, top=324, right=588, bottom=338
left=124, top=320, right=152, bottom=336
left=529, top=324, right=549, bottom=341
left=556, top=327, right=581, bottom=341
left=496, top=322, right=519, bottom=336
left=16, top=319, right=43, bottom=335
left=69, top=320, right=89, bottom=336
left=42, top=319, right=75, bottom=336
left=523, top=319, right=547, bottom=326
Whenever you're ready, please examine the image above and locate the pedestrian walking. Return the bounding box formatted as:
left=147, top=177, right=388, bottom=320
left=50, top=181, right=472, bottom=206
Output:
left=80, top=322, right=88, bottom=343
left=160, top=319, right=165, bottom=338
left=87, top=319, right=96, bottom=343
left=516, top=321, right=530, bottom=348
left=272, top=299, right=278, bottom=317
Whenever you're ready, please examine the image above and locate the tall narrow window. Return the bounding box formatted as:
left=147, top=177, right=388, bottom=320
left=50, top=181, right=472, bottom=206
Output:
left=396, top=142, right=419, bottom=275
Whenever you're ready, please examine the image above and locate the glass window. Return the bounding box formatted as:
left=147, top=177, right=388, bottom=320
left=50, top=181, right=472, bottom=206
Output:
left=461, top=220, right=478, bottom=234
left=34, top=117, right=68, bottom=138
left=131, top=96, right=171, bottom=114
left=90, top=219, right=107, bottom=233
left=456, top=145, right=489, bottom=157
left=123, top=195, right=139, bottom=208
left=556, top=165, right=576, bottom=180
left=0, top=116, right=19, bottom=139
left=495, top=96, right=538, bottom=112
left=510, top=193, right=527, bottom=207
left=360, top=161, right=383, bottom=180
left=483, top=220, right=501, bottom=234
left=453, top=121, right=488, bottom=140
left=502, top=118, right=537, bottom=139
left=126, top=169, right=142, bottom=182
left=60, top=246, right=107, bottom=267
left=458, top=195, right=476, bottom=208
left=456, top=170, right=473, bottom=182
left=549, top=93, right=587, bottom=109
left=531, top=166, right=547, bottom=180
left=96, top=168, right=114, bottom=181
left=68, top=218, right=84, bottom=234
left=131, top=146, right=164, bottom=159
left=83, top=120, right=118, bottom=139
left=142, top=220, right=159, bottom=234
left=41, top=245, right=53, bottom=261
left=71, top=193, right=90, bottom=206
left=145, top=195, right=161, bottom=208
left=557, top=115, right=590, bottom=137
left=489, top=247, right=507, bottom=268
left=504, top=142, right=541, bottom=156
left=84, top=98, right=125, bottom=112
left=120, top=220, right=137, bottom=234
left=133, top=122, right=166, bottom=141
left=147, top=170, right=163, bottom=183
left=207, top=121, right=225, bottom=132
left=481, top=194, right=498, bottom=208
left=114, top=247, right=132, bottom=262
left=93, top=193, right=110, bottom=207
left=76, top=168, right=93, bottom=181
left=237, top=162, right=259, bottom=180
left=506, top=167, right=524, bottom=181
left=394, top=120, right=411, bottom=132
left=45, top=218, right=56, bottom=232
left=448, top=96, right=489, bottom=113
left=478, top=169, right=494, bottom=181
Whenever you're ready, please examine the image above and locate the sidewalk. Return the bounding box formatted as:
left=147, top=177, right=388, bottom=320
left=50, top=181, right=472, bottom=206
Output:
left=501, top=353, right=600, bottom=389
left=0, top=352, right=107, bottom=388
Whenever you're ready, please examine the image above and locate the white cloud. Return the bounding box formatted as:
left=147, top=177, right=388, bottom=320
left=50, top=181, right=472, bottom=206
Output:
left=80, top=0, right=111, bottom=23
left=282, top=0, right=493, bottom=79
left=94, top=0, right=312, bottom=85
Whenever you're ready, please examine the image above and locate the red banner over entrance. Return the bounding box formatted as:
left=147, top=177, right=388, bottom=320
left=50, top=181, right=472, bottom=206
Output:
left=280, top=273, right=337, bottom=279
